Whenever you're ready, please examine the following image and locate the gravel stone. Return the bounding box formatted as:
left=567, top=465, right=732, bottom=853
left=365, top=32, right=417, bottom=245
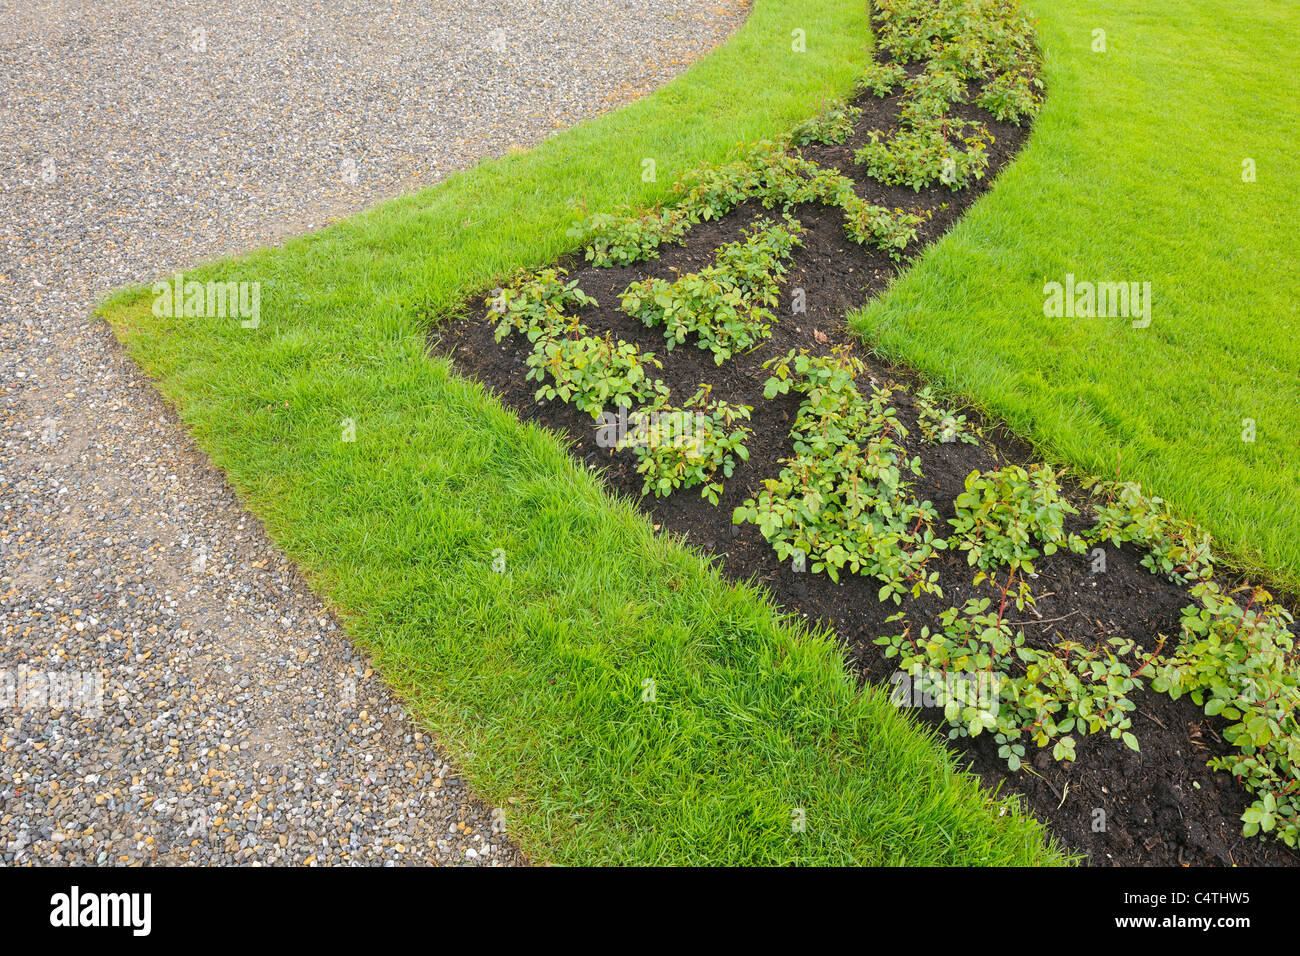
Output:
left=0, top=0, right=747, bottom=865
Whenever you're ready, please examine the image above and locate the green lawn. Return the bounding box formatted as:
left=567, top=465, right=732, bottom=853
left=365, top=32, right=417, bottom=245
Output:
left=102, top=0, right=1065, bottom=864
left=855, top=0, right=1300, bottom=588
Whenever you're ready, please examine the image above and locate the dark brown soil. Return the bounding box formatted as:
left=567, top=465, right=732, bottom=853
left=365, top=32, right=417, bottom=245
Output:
left=426, top=85, right=1300, bottom=867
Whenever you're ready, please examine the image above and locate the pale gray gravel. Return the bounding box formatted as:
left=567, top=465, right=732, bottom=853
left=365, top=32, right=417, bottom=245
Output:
left=0, top=0, right=747, bottom=865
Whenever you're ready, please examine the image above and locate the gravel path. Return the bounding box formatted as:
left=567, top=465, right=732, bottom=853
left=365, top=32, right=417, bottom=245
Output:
left=0, top=0, right=747, bottom=865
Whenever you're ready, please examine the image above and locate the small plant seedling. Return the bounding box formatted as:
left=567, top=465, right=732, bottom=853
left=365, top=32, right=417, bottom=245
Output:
left=914, top=386, right=980, bottom=444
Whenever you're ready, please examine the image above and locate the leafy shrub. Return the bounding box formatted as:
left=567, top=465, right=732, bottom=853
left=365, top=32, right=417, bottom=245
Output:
left=674, top=141, right=853, bottom=220
left=949, top=464, right=1085, bottom=573
left=879, top=585, right=1147, bottom=770
left=902, top=63, right=969, bottom=119
left=841, top=197, right=924, bottom=259
left=672, top=141, right=789, bottom=221
left=1077, top=479, right=1298, bottom=847
left=1153, top=581, right=1300, bottom=847
left=669, top=141, right=925, bottom=258
left=855, top=120, right=991, bottom=191
left=568, top=206, right=695, bottom=267
left=525, top=333, right=668, bottom=419
left=616, top=385, right=752, bottom=504
left=790, top=101, right=863, bottom=146
left=734, top=441, right=946, bottom=600
left=875, top=0, right=1039, bottom=75
left=857, top=59, right=909, bottom=96
left=736, top=349, right=945, bottom=601
left=976, top=68, right=1043, bottom=123
left=491, top=268, right=667, bottom=423
left=1083, top=478, right=1214, bottom=583
left=760, top=347, right=877, bottom=448
left=619, top=216, right=803, bottom=364
left=859, top=0, right=1040, bottom=190
left=489, top=268, right=595, bottom=342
